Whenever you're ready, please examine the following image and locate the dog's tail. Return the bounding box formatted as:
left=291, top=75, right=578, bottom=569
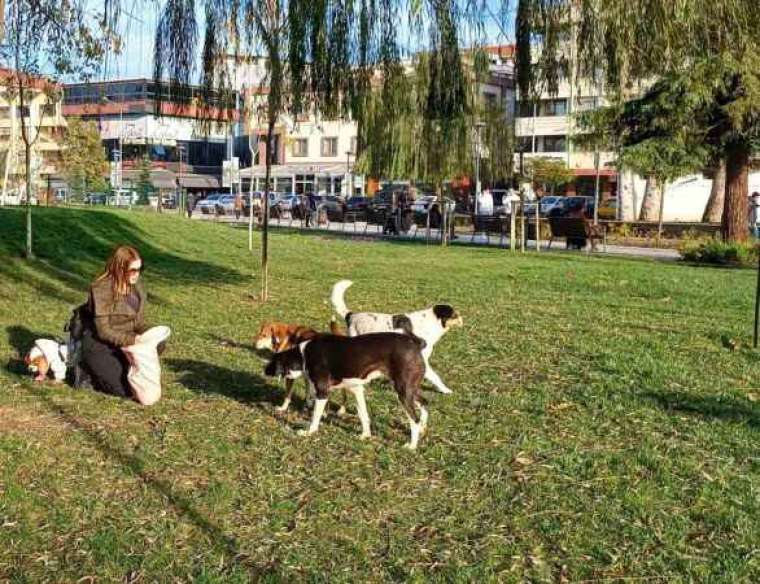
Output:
left=330, top=279, right=353, bottom=319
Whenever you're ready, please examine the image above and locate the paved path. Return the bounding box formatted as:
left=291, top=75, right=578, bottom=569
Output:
left=192, top=213, right=681, bottom=261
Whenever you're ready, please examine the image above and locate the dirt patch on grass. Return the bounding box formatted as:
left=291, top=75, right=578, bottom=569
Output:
left=0, top=404, right=70, bottom=435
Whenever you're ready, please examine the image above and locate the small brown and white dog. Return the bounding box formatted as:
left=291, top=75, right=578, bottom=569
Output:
left=264, top=332, right=429, bottom=449
left=254, top=320, right=346, bottom=413
left=24, top=339, right=68, bottom=383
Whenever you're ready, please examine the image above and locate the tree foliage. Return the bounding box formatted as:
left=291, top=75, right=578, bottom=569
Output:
left=1, top=0, right=112, bottom=257
left=525, top=156, right=573, bottom=196
left=149, top=0, right=507, bottom=297
left=516, top=0, right=760, bottom=241
left=135, top=156, right=153, bottom=206
left=61, top=118, right=109, bottom=200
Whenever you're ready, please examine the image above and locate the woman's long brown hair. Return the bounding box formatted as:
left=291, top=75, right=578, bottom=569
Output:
left=97, top=245, right=141, bottom=298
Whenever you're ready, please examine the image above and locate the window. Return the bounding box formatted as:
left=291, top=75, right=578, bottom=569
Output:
left=350, top=136, right=357, bottom=155
left=292, top=138, right=308, bottom=157
left=483, top=92, right=498, bottom=109
left=517, top=136, right=534, bottom=153
left=0, top=107, right=10, bottom=120
left=517, top=101, right=536, bottom=118
left=16, top=106, right=30, bottom=118
left=321, top=137, right=338, bottom=157
left=541, top=135, right=567, bottom=152
left=541, top=99, right=567, bottom=116
left=41, top=104, right=57, bottom=118
left=575, top=97, right=597, bottom=112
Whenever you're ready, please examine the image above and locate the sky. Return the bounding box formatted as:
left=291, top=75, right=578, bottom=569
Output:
left=103, top=1, right=515, bottom=82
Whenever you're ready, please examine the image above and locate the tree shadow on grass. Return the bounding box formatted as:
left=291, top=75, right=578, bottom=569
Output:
left=27, top=387, right=277, bottom=579
left=0, top=207, right=246, bottom=295
left=165, top=358, right=297, bottom=410
left=641, top=389, right=759, bottom=429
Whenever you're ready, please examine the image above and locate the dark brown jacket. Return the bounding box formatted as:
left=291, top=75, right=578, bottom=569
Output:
left=88, top=277, right=146, bottom=347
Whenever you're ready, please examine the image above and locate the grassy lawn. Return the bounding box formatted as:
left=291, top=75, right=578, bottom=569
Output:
left=0, top=207, right=758, bottom=582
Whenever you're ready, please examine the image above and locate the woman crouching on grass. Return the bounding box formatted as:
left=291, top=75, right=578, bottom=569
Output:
left=81, top=245, right=168, bottom=403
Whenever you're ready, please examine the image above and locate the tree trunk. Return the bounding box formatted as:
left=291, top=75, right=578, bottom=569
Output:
left=261, top=118, right=275, bottom=302
left=722, top=141, right=750, bottom=243
left=618, top=167, right=637, bottom=221
left=25, top=141, right=33, bottom=259
left=639, top=176, right=662, bottom=222
left=702, top=159, right=725, bottom=223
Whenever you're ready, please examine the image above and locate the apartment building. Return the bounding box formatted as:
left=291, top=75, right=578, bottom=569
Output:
left=0, top=70, right=68, bottom=205
left=63, top=79, right=239, bottom=195
left=234, top=46, right=516, bottom=196
left=514, top=73, right=618, bottom=200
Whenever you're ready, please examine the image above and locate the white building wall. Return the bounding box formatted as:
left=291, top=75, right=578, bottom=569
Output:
left=97, top=115, right=228, bottom=144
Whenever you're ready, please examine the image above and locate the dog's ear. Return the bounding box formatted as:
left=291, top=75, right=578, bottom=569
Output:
left=433, top=304, right=456, bottom=327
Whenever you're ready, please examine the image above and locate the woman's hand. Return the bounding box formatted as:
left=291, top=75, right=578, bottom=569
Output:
left=122, top=347, right=138, bottom=372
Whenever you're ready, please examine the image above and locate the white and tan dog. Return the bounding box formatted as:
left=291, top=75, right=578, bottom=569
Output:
left=330, top=280, right=463, bottom=395
left=25, top=339, right=68, bottom=383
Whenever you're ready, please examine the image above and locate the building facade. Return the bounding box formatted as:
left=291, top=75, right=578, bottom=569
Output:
left=63, top=79, right=239, bottom=196
left=514, top=74, right=618, bottom=201
left=0, top=70, right=68, bottom=205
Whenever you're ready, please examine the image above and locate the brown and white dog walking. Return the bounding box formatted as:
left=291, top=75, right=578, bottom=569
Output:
left=254, top=320, right=346, bottom=413
left=264, top=332, right=429, bottom=449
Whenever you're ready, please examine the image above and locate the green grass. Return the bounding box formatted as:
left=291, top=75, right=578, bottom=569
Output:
left=0, top=207, right=758, bottom=582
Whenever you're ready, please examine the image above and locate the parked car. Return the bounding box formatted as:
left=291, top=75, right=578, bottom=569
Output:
left=315, top=195, right=347, bottom=221
left=539, top=196, right=563, bottom=216
left=278, top=194, right=300, bottom=212
left=410, top=195, right=438, bottom=213
left=598, top=197, right=618, bottom=220
left=85, top=193, right=108, bottom=205
left=216, top=195, right=237, bottom=214
left=161, top=194, right=177, bottom=209
left=346, top=196, right=370, bottom=212
left=547, top=196, right=595, bottom=219
left=197, top=193, right=224, bottom=214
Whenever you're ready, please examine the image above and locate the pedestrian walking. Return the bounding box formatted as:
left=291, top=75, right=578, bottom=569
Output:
left=234, top=192, right=243, bottom=221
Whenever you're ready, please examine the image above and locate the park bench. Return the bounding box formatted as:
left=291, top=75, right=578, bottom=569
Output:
left=547, top=217, right=607, bottom=253
left=471, top=215, right=511, bottom=246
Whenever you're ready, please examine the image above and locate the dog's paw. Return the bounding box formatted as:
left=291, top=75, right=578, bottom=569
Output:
left=403, top=442, right=418, bottom=451
left=274, top=405, right=288, bottom=414
left=33, top=375, right=46, bottom=383
left=359, top=432, right=372, bottom=441
left=297, top=429, right=314, bottom=437
left=336, top=405, right=347, bottom=417
left=437, top=386, right=453, bottom=395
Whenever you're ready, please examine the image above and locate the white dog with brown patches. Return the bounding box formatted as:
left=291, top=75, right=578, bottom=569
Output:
left=25, top=339, right=68, bottom=383
left=330, top=280, right=463, bottom=395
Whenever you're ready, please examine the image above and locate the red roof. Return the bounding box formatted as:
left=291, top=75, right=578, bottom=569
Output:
left=0, top=68, right=59, bottom=91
